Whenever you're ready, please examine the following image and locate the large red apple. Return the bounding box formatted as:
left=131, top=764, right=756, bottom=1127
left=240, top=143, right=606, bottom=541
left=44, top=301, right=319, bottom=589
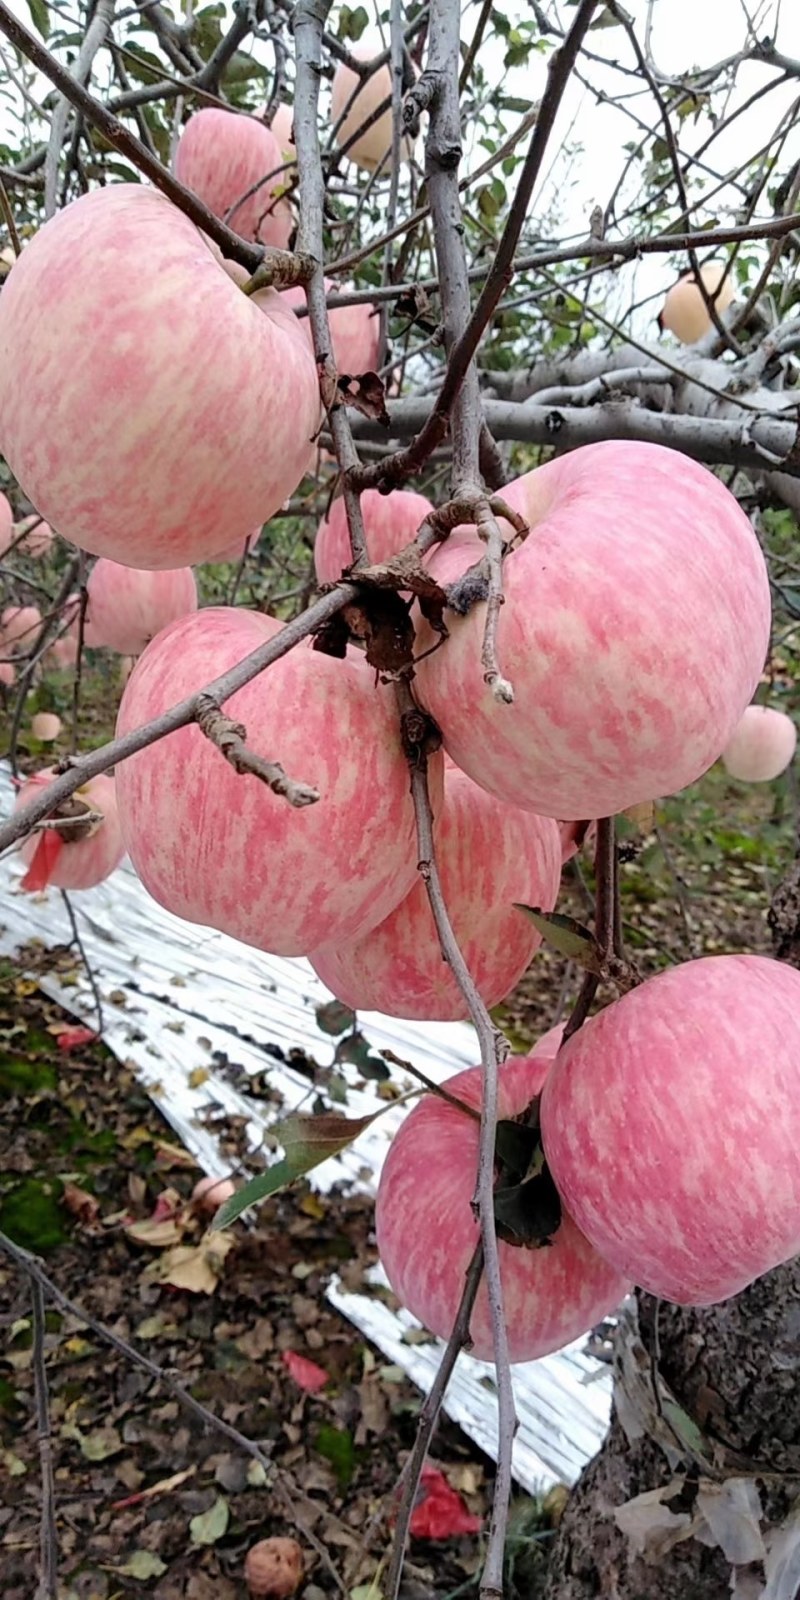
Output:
left=414, top=441, right=770, bottom=819
left=174, top=108, right=292, bottom=248
left=85, top=559, right=198, bottom=656
left=310, top=766, right=562, bottom=1020
left=721, top=704, right=796, bottom=782
left=114, top=607, right=444, bottom=956
left=376, top=1056, right=629, bottom=1362
left=314, top=486, right=434, bottom=585
left=540, top=954, right=800, bottom=1304
left=15, top=770, right=124, bottom=890
left=0, top=186, right=320, bottom=569
left=281, top=280, right=380, bottom=380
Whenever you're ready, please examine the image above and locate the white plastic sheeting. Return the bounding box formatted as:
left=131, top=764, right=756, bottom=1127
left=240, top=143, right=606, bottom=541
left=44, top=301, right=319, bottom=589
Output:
left=0, top=764, right=612, bottom=1490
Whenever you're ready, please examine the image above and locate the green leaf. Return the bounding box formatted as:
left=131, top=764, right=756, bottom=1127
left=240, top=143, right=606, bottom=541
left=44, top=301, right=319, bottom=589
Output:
left=117, top=1551, right=168, bottom=1580
left=316, top=1423, right=356, bottom=1489
left=338, top=4, right=369, bottom=42
left=661, top=1399, right=713, bottom=1464
left=190, top=1495, right=230, bottom=1546
left=212, top=1106, right=391, bottom=1228
left=316, top=999, right=357, bottom=1036
left=26, top=0, right=49, bottom=37
left=513, top=906, right=603, bottom=971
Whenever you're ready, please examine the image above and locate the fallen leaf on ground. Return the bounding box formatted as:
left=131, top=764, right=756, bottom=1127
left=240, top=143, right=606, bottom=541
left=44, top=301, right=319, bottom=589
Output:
left=142, top=1231, right=235, bottom=1293
left=282, top=1349, right=330, bottom=1393
left=190, top=1494, right=230, bottom=1545
left=409, top=1465, right=482, bottom=1540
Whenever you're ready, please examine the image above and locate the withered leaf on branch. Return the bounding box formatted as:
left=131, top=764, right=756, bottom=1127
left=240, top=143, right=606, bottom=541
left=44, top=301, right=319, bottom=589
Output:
left=393, top=284, right=439, bottom=334
left=337, top=370, right=390, bottom=427
left=343, top=591, right=415, bottom=675
left=493, top=1167, right=562, bottom=1249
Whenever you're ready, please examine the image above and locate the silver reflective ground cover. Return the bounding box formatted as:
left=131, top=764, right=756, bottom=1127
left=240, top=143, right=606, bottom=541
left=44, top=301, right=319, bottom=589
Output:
left=0, top=765, right=611, bottom=1489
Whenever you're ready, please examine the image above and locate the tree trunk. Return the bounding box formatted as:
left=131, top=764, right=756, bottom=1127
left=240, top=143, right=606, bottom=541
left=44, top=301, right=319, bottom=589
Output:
left=544, top=1268, right=800, bottom=1600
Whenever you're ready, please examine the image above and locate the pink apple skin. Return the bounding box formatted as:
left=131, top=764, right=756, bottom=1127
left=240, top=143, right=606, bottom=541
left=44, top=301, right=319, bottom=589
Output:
left=16, top=770, right=124, bottom=889
left=85, top=560, right=198, bottom=656
left=208, top=525, right=264, bottom=564
left=531, top=1021, right=565, bottom=1059
left=541, top=954, right=800, bottom=1305
left=721, top=705, right=797, bottom=782
left=0, top=661, right=15, bottom=686
left=269, top=102, right=296, bottom=161
left=174, top=108, right=292, bottom=248
left=0, top=490, right=12, bottom=551
left=114, top=607, right=444, bottom=957
left=310, top=767, right=562, bottom=1020
left=282, top=280, right=380, bottom=380
left=376, top=1056, right=629, bottom=1362
left=2, top=604, right=42, bottom=651
left=314, top=487, right=433, bottom=586
left=0, top=186, right=320, bottom=570
left=14, top=515, right=54, bottom=558
left=413, top=441, right=771, bottom=820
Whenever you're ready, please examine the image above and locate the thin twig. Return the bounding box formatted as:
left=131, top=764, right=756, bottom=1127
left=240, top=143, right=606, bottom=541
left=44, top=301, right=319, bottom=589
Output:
left=31, top=1277, right=58, bottom=1600
left=474, top=500, right=514, bottom=704
left=396, top=680, right=515, bottom=1600
left=384, top=1244, right=485, bottom=1600
left=562, top=816, right=617, bottom=1044
left=59, top=889, right=105, bottom=1035
left=0, top=0, right=306, bottom=276
left=43, top=0, right=116, bottom=218
left=195, top=693, right=320, bottom=806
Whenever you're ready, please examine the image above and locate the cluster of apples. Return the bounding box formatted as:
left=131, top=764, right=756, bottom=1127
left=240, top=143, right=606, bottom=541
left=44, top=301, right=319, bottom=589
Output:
left=377, top=950, right=800, bottom=1360
left=2, top=145, right=799, bottom=1354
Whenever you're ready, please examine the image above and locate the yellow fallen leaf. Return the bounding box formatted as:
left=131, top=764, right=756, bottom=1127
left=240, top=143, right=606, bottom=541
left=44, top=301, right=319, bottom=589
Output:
left=143, top=1232, right=235, bottom=1294
left=188, top=1067, right=210, bottom=1088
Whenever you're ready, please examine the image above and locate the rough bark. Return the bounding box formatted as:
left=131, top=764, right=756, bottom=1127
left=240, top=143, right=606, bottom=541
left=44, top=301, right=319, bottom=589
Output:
left=544, top=1268, right=800, bottom=1600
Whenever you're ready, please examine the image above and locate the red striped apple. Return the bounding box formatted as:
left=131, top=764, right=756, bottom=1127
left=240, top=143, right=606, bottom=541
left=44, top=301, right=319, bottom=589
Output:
left=376, top=1056, right=630, bottom=1362
left=15, top=770, right=124, bottom=891
left=281, top=280, right=380, bottom=380
left=314, top=486, right=434, bottom=585
left=174, top=108, right=293, bottom=248
left=540, top=954, right=800, bottom=1304
left=85, top=559, right=198, bottom=656
left=115, top=607, right=444, bottom=956
left=0, top=186, right=320, bottom=569
left=310, top=766, right=562, bottom=1020
left=721, top=704, right=796, bottom=782
left=414, top=441, right=770, bottom=819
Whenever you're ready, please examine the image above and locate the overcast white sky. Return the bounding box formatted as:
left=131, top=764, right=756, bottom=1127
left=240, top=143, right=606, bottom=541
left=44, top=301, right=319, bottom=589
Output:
left=2, top=0, right=799, bottom=334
